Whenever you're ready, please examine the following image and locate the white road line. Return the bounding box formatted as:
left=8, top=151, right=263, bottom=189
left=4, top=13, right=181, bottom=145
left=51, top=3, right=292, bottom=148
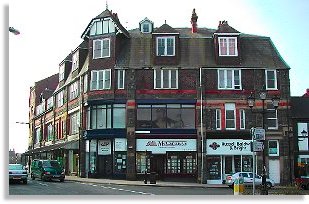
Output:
left=38, top=182, right=48, bottom=186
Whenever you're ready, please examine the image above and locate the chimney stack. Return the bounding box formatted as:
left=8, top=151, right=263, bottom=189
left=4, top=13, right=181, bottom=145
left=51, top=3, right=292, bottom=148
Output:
left=191, top=8, right=198, bottom=33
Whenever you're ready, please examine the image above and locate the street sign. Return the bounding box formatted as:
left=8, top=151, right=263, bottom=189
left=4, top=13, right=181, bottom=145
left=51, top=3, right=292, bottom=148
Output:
left=252, top=141, right=264, bottom=152
left=253, top=128, right=265, bottom=140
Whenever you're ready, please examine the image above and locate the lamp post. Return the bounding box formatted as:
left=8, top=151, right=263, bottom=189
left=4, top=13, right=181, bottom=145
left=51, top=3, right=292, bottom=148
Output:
left=247, top=90, right=280, bottom=195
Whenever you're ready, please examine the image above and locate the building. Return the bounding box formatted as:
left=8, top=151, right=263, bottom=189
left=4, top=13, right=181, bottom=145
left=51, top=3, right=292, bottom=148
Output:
left=26, top=7, right=292, bottom=185
left=291, top=89, right=309, bottom=180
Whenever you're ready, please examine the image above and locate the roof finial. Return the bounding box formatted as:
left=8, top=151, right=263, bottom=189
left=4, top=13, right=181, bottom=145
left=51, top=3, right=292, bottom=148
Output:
left=165, top=20, right=167, bottom=24
left=106, top=0, right=108, bottom=10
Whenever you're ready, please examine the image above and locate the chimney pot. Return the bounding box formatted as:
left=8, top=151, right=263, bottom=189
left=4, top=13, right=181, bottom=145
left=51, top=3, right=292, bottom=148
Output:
left=191, top=8, right=198, bottom=33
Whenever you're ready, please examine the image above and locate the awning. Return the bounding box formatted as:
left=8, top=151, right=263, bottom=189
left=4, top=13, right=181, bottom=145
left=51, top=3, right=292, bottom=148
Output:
left=24, top=140, right=79, bottom=155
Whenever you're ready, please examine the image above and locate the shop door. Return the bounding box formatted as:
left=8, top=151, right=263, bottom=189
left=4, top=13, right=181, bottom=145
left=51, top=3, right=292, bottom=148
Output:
left=97, top=155, right=113, bottom=178
left=224, top=156, right=233, bottom=182
left=207, top=156, right=222, bottom=184
left=150, top=154, right=165, bottom=180
left=269, top=159, right=280, bottom=184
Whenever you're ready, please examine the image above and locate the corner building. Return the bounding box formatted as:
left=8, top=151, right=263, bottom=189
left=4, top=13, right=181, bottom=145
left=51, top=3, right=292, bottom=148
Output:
left=27, top=7, right=292, bottom=185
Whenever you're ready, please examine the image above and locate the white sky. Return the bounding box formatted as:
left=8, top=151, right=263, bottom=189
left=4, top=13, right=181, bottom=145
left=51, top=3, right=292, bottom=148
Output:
left=6, top=0, right=309, bottom=154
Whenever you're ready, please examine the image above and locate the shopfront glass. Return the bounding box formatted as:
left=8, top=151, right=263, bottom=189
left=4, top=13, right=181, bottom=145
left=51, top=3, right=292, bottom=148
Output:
left=89, top=140, right=97, bottom=174
left=207, top=156, right=222, bottom=180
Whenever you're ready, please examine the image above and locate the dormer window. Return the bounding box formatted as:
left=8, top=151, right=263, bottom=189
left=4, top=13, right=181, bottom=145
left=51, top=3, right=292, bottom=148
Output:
left=59, top=64, right=65, bottom=81
left=156, top=36, right=175, bottom=56
left=139, top=18, right=153, bottom=33
left=90, top=18, right=115, bottom=36
left=72, top=51, right=79, bottom=71
left=218, top=37, right=238, bottom=56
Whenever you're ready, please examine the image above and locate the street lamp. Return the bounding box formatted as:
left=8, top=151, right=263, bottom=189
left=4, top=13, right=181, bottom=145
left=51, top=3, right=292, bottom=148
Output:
left=247, top=90, right=280, bottom=195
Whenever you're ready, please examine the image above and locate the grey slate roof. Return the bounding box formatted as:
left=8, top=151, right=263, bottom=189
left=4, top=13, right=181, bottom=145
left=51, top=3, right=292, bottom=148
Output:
left=115, top=27, right=290, bottom=69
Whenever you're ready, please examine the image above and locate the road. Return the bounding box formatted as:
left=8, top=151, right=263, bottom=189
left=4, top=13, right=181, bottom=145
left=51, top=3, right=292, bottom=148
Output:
left=9, top=178, right=233, bottom=195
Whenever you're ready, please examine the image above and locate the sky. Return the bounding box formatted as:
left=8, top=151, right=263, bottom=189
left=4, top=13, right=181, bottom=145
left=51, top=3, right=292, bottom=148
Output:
left=6, top=0, right=309, bottom=154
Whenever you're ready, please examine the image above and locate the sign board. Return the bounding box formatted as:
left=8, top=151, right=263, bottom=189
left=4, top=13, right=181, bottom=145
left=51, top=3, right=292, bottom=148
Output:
left=253, top=128, right=265, bottom=140
left=252, top=141, right=264, bottom=152
left=136, top=139, right=196, bottom=153
left=114, top=138, right=127, bottom=151
left=207, top=139, right=252, bottom=155
left=98, top=140, right=111, bottom=155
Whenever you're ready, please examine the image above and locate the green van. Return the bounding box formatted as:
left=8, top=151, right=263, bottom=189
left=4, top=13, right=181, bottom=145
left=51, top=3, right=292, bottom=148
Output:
left=31, top=159, right=65, bottom=182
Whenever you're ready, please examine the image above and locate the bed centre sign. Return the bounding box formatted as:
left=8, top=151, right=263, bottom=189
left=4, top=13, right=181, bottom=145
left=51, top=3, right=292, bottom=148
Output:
left=207, top=139, right=252, bottom=155
left=136, top=139, right=196, bottom=153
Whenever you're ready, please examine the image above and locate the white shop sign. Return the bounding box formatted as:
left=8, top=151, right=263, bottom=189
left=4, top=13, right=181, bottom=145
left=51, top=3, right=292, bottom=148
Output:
left=98, top=139, right=111, bottom=155
left=114, top=138, right=127, bottom=151
left=136, top=139, right=196, bottom=154
left=207, top=139, right=252, bottom=155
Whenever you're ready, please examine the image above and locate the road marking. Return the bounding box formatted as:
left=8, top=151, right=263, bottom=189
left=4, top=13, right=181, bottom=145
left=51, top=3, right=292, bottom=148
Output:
left=38, top=182, right=48, bottom=186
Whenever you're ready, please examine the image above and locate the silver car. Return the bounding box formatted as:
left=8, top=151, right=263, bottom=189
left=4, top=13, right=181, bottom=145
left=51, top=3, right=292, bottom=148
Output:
left=9, top=164, right=28, bottom=184
left=226, top=172, right=275, bottom=189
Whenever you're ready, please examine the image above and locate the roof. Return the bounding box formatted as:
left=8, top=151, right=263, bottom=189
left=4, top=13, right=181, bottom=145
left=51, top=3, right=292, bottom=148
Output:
left=215, top=21, right=240, bottom=34
left=115, top=27, right=290, bottom=69
left=153, top=23, right=179, bottom=34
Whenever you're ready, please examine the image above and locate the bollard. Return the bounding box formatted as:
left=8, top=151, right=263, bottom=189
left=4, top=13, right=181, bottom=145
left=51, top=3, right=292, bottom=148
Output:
left=234, top=177, right=240, bottom=195
left=239, top=176, right=244, bottom=195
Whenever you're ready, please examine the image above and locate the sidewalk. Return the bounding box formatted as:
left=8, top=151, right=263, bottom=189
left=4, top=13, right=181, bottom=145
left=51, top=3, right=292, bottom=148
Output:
left=65, top=175, right=228, bottom=188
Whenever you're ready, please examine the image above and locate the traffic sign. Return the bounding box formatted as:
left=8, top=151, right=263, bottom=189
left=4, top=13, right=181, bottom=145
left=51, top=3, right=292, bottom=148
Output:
left=253, top=128, right=265, bottom=140
left=252, top=141, right=264, bottom=152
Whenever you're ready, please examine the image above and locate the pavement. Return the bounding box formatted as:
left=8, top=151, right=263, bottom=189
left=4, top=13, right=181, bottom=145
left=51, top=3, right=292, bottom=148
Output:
left=65, top=175, right=228, bottom=188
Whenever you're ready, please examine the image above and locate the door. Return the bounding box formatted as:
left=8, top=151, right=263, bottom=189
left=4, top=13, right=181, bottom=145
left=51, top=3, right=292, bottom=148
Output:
left=97, top=155, right=113, bottom=178
left=150, top=154, right=165, bottom=180
left=207, top=156, right=222, bottom=184
left=269, top=159, right=280, bottom=184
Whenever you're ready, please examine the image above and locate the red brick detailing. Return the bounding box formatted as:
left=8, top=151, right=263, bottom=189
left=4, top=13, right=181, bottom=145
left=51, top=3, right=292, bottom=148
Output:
left=127, top=100, right=136, bottom=107
left=136, top=89, right=196, bottom=95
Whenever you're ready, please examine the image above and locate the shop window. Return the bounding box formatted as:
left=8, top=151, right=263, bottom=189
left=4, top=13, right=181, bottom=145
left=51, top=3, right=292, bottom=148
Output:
left=167, top=155, right=180, bottom=174
left=114, top=152, right=126, bottom=174
left=234, top=155, right=241, bottom=172
left=242, top=155, right=253, bottom=172
left=136, top=152, right=150, bottom=173
left=207, top=156, right=221, bottom=180
left=89, top=140, right=97, bottom=175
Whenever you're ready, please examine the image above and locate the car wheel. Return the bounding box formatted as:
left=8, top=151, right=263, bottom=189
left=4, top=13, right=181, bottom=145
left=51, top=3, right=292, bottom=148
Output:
left=31, top=173, right=35, bottom=180
left=266, top=182, right=272, bottom=189
left=23, top=179, right=27, bottom=184
left=41, top=174, right=46, bottom=181
left=59, top=178, right=64, bottom=182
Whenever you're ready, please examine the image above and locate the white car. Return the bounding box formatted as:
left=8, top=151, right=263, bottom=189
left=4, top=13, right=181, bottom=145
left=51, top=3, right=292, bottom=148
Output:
left=226, top=172, right=275, bottom=189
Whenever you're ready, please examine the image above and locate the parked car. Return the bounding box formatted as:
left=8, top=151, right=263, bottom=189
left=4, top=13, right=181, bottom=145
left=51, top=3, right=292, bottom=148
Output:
left=31, top=159, right=65, bottom=182
left=226, top=172, right=275, bottom=189
left=9, top=164, right=28, bottom=184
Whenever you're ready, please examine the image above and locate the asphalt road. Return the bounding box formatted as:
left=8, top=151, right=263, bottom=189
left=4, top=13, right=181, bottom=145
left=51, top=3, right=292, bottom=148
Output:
left=9, top=178, right=233, bottom=196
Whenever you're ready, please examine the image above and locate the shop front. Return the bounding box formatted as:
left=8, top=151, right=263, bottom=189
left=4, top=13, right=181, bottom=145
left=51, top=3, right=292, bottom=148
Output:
left=136, top=138, right=197, bottom=180
left=206, top=139, right=253, bottom=184
left=85, top=138, right=127, bottom=179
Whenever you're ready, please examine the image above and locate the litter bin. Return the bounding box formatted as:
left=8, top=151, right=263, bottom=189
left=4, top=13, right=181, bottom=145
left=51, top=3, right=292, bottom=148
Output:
left=150, top=172, right=156, bottom=184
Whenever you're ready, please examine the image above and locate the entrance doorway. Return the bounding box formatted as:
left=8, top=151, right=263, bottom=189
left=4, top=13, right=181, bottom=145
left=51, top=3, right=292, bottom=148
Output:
left=97, top=155, right=112, bottom=178
left=150, top=154, right=165, bottom=180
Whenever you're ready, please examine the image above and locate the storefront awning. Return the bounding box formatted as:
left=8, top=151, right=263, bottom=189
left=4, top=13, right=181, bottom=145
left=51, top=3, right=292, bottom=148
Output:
left=24, top=140, right=79, bottom=156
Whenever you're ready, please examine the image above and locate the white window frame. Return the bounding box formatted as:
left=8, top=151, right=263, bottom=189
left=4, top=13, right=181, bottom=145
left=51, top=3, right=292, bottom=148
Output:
left=83, top=74, right=88, bottom=93
left=56, top=91, right=64, bottom=108
left=70, top=111, right=80, bottom=135
left=90, top=69, right=111, bottom=90
left=72, top=51, right=79, bottom=71
left=69, top=81, right=79, bottom=101
left=154, top=69, right=178, bottom=89
left=268, top=140, right=279, bottom=156
left=90, top=18, right=115, bottom=36
left=218, top=37, right=238, bottom=56
left=218, top=69, right=241, bottom=90
left=117, top=69, right=125, bottom=89
left=156, top=36, right=175, bottom=56
left=59, top=64, right=65, bottom=81
left=46, top=97, right=53, bottom=109
left=267, top=108, right=278, bottom=130
left=240, top=109, right=245, bottom=129
left=225, top=103, right=236, bottom=130
left=216, top=109, right=221, bottom=130
left=47, top=123, right=53, bottom=141
left=93, top=38, right=110, bottom=59
left=265, top=70, right=277, bottom=90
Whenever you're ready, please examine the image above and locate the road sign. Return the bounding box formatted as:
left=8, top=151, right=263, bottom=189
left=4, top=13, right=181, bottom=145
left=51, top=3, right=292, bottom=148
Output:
left=253, top=128, right=265, bottom=140
left=252, top=141, right=264, bottom=152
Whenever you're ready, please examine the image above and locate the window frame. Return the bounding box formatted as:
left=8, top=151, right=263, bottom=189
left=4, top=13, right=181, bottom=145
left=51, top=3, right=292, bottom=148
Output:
left=268, top=140, right=279, bottom=156
left=156, top=36, right=175, bottom=56
left=69, top=81, right=79, bottom=101
left=93, top=38, right=110, bottom=59
left=117, top=69, right=125, bottom=89
left=218, top=37, right=238, bottom=56
left=218, top=69, right=242, bottom=90
left=154, top=69, right=178, bottom=89
left=90, top=70, right=111, bottom=90
left=240, top=109, right=246, bottom=130
left=267, top=108, right=278, bottom=130
left=225, top=103, right=236, bottom=130
left=59, top=64, right=65, bottom=81
left=215, top=109, right=221, bottom=130
left=265, top=70, right=278, bottom=90
left=72, top=51, right=79, bottom=71
left=56, top=91, right=64, bottom=108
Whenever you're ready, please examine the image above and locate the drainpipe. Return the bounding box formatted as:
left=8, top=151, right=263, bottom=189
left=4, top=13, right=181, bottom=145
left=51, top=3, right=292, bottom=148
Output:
left=200, top=67, right=204, bottom=184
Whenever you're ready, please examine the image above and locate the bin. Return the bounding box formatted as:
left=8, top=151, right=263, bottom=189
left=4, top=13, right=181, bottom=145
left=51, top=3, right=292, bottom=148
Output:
left=149, top=172, right=156, bottom=184
left=234, top=176, right=244, bottom=195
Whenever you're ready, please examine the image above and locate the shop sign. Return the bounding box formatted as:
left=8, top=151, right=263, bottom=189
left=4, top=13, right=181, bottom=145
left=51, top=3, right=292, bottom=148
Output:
left=98, top=139, right=111, bottom=155
left=207, top=139, right=252, bottom=155
left=114, top=138, right=127, bottom=151
left=136, top=139, right=196, bottom=153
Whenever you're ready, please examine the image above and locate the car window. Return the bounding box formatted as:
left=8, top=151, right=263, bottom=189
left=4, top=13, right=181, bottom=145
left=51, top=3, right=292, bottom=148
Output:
left=42, top=160, right=60, bottom=168
left=239, top=173, right=248, bottom=178
left=9, top=164, right=23, bottom=170
left=248, top=173, right=253, bottom=178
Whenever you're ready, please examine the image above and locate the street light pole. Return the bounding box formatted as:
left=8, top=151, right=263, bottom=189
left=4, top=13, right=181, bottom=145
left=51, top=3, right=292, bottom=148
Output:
left=247, top=90, right=280, bottom=195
